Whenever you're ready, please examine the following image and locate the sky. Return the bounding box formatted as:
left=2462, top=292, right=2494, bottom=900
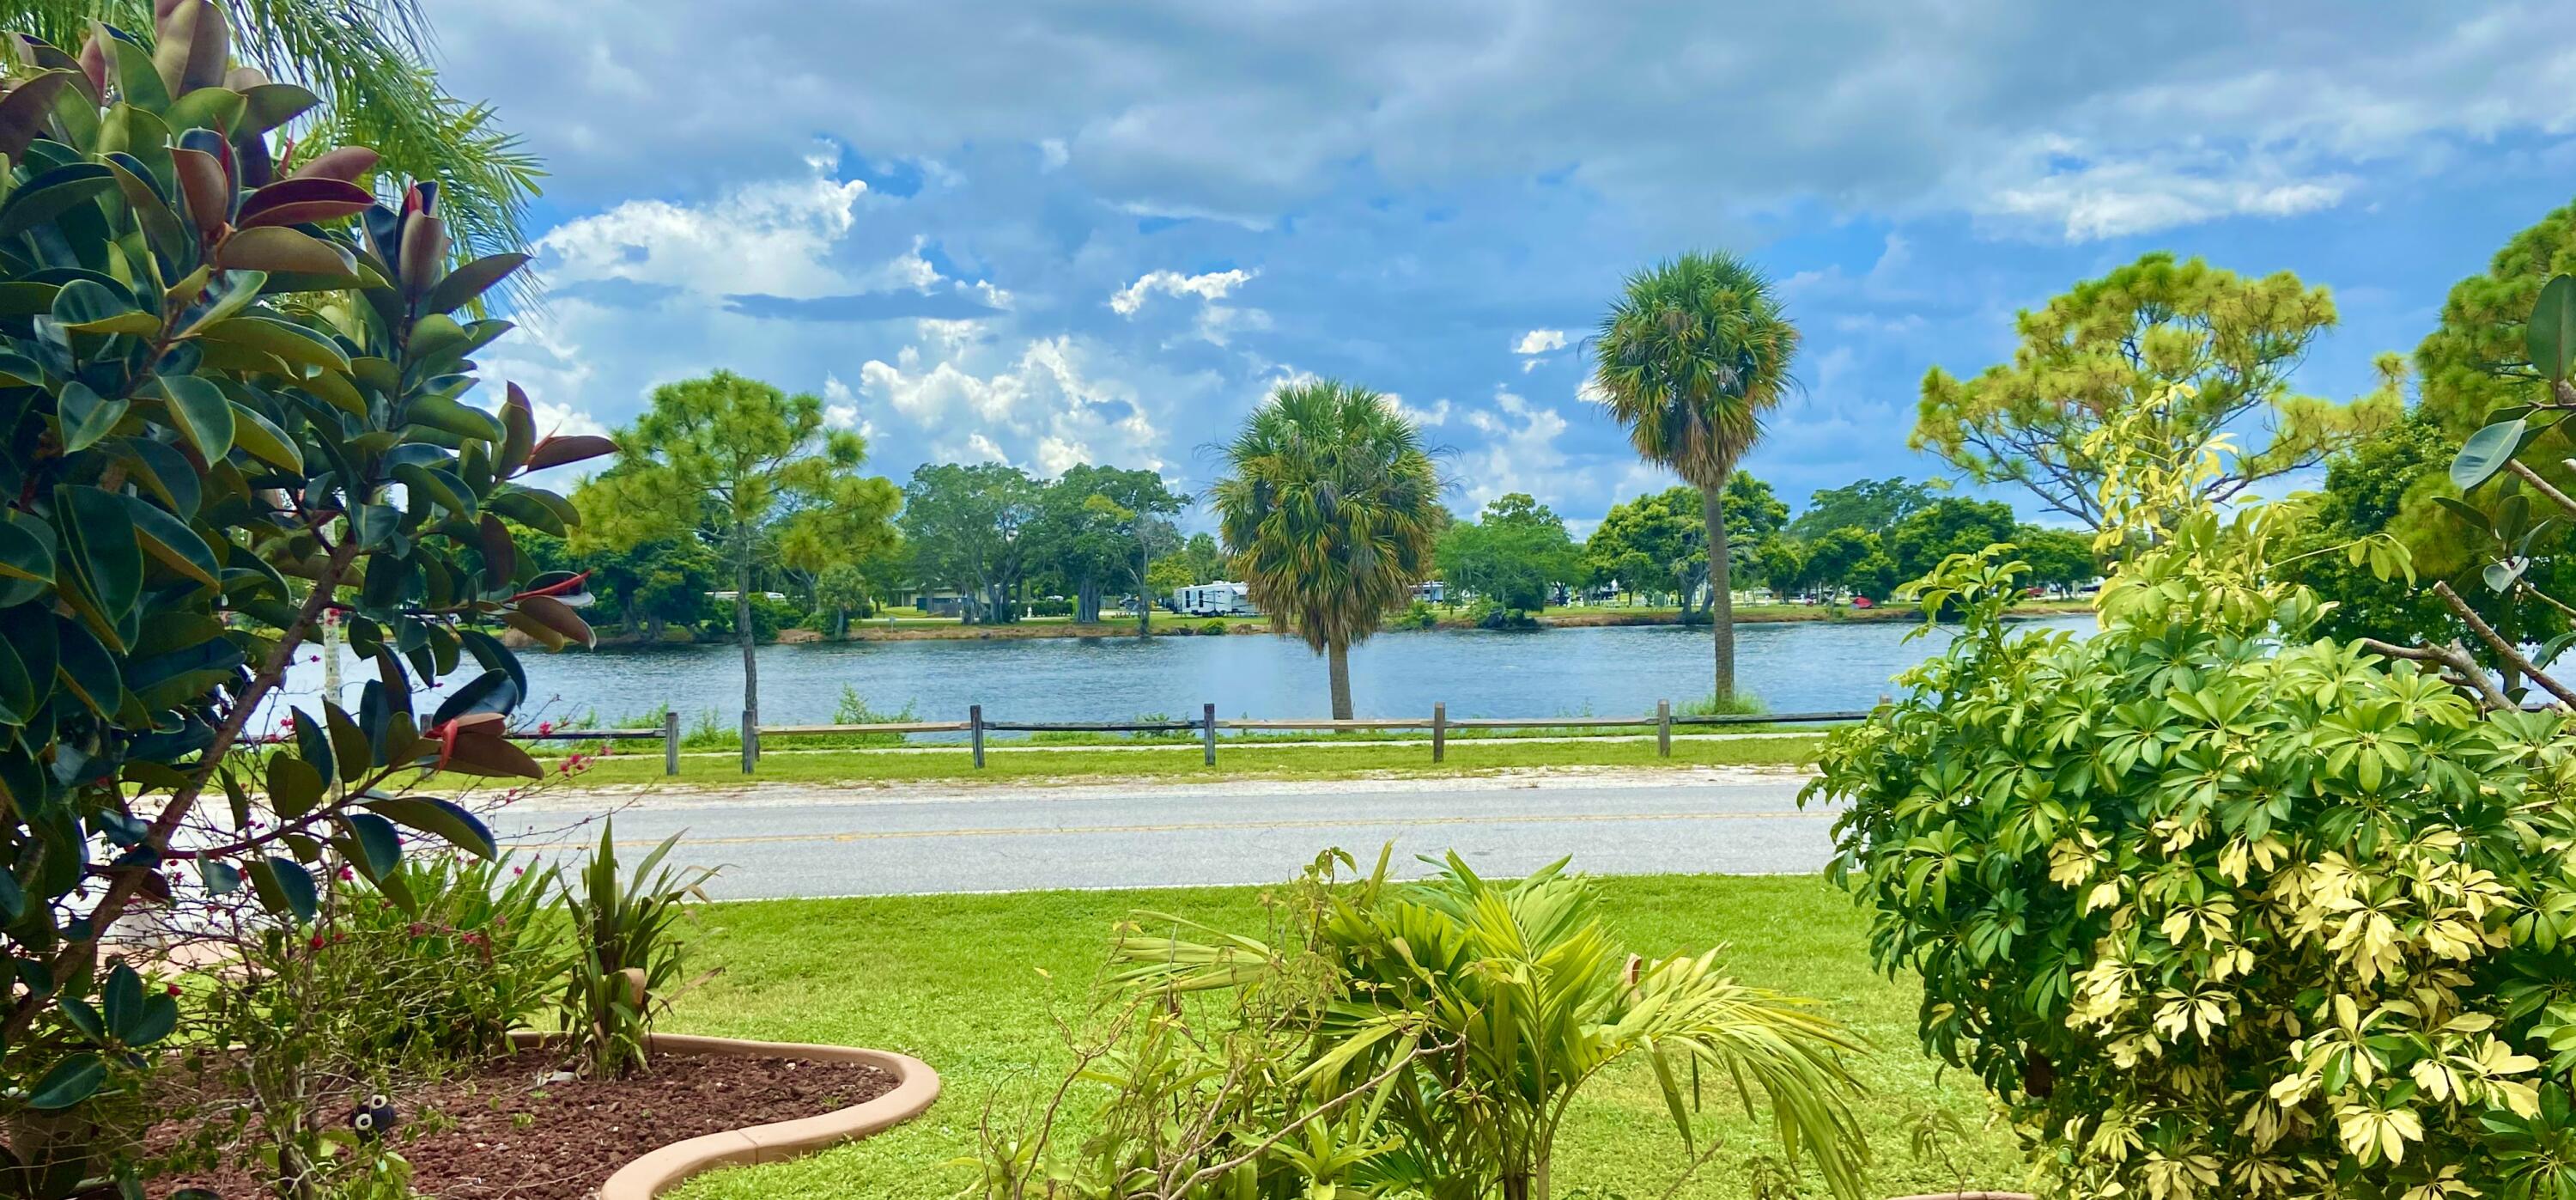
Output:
left=430, top=1, right=2576, bottom=533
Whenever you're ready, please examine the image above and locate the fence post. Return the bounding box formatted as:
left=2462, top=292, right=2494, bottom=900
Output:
left=663, top=710, right=679, bottom=776
left=1432, top=702, right=1447, bottom=763
left=1656, top=699, right=1672, bottom=758
left=970, top=704, right=986, bottom=769
left=1202, top=703, right=1217, bottom=766
left=740, top=711, right=757, bottom=773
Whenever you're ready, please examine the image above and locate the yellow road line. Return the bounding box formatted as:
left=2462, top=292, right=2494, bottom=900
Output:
left=509, top=808, right=1827, bottom=851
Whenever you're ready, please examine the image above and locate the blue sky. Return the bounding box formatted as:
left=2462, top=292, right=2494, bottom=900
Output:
left=434, top=1, right=2576, bottom=532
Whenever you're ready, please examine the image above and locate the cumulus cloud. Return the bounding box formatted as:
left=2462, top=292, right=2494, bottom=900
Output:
left=1109, top=268, right=1256, bottom=315
left=536, top=146, right=869, bottom=298
left=857, top=334, right=1173, bottom=472
left=1456, top=387, right=1575, bottom=513
left=1514, top=328, right=1568, bottom=356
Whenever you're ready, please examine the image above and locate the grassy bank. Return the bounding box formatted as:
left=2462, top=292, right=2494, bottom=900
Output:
left=661, top=874, right=2024, bottom=1200
left=534, top=731, right=1831, bottom=790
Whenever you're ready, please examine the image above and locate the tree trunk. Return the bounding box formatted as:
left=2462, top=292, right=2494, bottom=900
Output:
left=1077, top=576, right=1101, bottom=624
left=736, top=547, right=757, bottom=774
left=1327, top=641, right=1354, bottom=721
left=1703, top=486, right=1735, bottom=703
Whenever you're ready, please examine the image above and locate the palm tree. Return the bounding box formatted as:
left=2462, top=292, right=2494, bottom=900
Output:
left=3, top=0, right=541, bottom=283
left=1213, top=380, right=1441, bottom=720
left=1593, top=253, right=1799, bottom=702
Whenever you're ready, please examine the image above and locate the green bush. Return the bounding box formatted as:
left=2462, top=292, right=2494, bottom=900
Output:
left=975, top=850, right=1868, bottom=1200
left=1394, top=599, right=1439, bottom=630
left=1805, top=453, right=2576, bottom=1197
left=1028, top=597, right=1072, bottom=618
left=1200, top=618, right=1230, bottom=637
left=339, top=851, right=563, bottom=1062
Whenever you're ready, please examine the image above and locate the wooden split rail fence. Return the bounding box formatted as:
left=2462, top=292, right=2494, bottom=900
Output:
left=512, top=701, right=1877, bottom=775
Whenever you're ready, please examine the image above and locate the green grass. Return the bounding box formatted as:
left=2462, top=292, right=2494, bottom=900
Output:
left=660, top=874, right=2026, bottom=1200
left=538, top=732, right=1829, bottom=789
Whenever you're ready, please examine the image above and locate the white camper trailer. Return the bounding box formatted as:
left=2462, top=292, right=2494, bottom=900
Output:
left=1171, top=581, right=1259, bottom=616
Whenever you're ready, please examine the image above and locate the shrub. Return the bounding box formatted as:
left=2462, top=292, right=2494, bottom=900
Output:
left=830, top=685, right=917, bottom=745
left=0, top=5, right=605, bottom=1184
left=1200, top=618, right=1230, bottom=637
left=560, top=821, right=717, bottom=1078
left=1804, top=403, right=2576, bottom=1200
left=1394, top=599, right=1439, bottom=630
left=1028, top=597, right=1072, bottom=618
left=1680, top=691, right=1764, bottom=717
left=976, top=849, right=1868, bottom=1200
left=338, top=851, right=563, bottom=1062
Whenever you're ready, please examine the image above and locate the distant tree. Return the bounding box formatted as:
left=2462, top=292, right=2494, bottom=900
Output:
left=1720, top=472, right=1790, bottom=545
left=1595, top=252, right=1798, bottom=701
left=1029, top=466, right=1186, bottom=624
left=1914, top=252, right=2397, bottom=528
left=1889, top=497, right=2020, bottom=582
left=1125, top=515, right=1185, bottom=635
left=1214, top=380, right=1441, bottom=719
left=813, top=563, right=875, bottom=637
left=576, top=371, right=895, bottom=763
left=1748, top=535, right=1807, bottom=598
left=2012, top=526, right=2099, bottom=594
left=1798, top=527, right=1882, bottom=600
left=1583, top=488, right=1701, bottom=606
left=2415, top=198, right=2576, bottom=439
left=578, top=539, right=723, bottom=642
left=1789, top=478, right=1938, bottom=540
left=901, top=462, right=1043, bottom=624
left=1437, top=494, right=1581, bottom=619
left=1182, top=532, right=1227, bottom=583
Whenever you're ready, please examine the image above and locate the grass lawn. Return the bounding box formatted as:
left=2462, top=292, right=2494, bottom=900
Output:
left=542, top=732, right=1830, bottom=789
left=660, top=874, right=2026, bottom=1200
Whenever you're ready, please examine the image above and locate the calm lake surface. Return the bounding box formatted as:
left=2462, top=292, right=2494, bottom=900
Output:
left=279, top=613, right=2093, bottom=727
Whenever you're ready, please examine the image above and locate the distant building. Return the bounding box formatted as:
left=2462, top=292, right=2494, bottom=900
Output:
left=1412, top=580, right=1446, bottom=603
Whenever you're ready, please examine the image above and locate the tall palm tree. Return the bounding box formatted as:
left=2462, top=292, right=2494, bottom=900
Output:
left=1594, top=253, right=1798, bottom=702
left=1214, top=380, right=1441, bottom=720
left=3, top=0, right=541, bottom=284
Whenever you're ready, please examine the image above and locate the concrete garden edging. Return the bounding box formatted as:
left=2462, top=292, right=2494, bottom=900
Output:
left=505, top=1031, right=939, bottom=1199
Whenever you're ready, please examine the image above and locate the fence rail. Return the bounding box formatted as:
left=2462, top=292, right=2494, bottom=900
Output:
left=500, top=698, right=1880, bottom=775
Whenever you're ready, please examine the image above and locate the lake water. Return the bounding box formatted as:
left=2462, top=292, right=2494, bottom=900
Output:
left=276, top=613, right=2094, bottom=728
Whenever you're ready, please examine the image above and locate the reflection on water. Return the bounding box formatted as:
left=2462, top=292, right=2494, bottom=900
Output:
left=274, top=613, right=2093, bottom=728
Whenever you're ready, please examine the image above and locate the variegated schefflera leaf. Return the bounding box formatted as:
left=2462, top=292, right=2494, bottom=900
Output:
left=0, top=1, right=613, bottom=1118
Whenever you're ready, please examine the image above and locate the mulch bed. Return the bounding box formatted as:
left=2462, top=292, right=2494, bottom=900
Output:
left=153, top=1048, right=898, bottom=1199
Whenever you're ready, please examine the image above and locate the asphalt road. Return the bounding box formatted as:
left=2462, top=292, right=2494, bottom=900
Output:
left=491, top=769, right=1842, bottom=899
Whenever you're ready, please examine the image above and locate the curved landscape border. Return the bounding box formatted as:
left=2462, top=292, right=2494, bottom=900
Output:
left=507, top=1031, right=939, bottom=1200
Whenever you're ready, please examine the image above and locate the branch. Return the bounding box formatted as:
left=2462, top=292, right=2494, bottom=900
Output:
left=2433, top=582, right=2576, bottom=709
left=2357, top=637, right=2514, bottom=711
left=2506, top=460, right=2576, bottom=519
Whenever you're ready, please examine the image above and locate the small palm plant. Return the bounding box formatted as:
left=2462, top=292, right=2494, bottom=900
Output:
left=559, top=822, right=717, bottom=1077
left=1112, top=850, right=1868, bottom=1200
left=1212, top=379, right=1443, bottom=720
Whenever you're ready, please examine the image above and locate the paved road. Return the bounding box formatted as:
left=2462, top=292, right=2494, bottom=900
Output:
left=491, top=769, right=1841, bottom=899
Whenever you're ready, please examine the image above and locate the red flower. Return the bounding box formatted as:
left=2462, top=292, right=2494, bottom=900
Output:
left=166, top=984, right=182, bottom=996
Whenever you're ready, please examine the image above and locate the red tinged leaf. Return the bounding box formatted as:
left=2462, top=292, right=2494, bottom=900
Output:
left=398, top=212, right=447, bottom=298
left=517, top=594, right=595, bottom=650
left=0, top=72, right=70, bottom=161
left=511, top=570, right=591, bottom=601
left=171, top=145, right=229, bottom=239
left=440, top=729, right=542, bottom=779
left=291, top=146, right=380, bottom=184
left=76, top=32, right=106, bottom=99
left=522, top=434, right=617, bottom=472
left=216, top=226, right=355, bottom=276
left=498, top=382, right=535, bottom=471
left=234, top=177, right=372, bottom=228
left=430, top=717, right=459, bottom=771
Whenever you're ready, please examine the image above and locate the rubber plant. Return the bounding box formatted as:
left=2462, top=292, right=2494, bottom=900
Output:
left=0, top=5, right=609, bottom=1196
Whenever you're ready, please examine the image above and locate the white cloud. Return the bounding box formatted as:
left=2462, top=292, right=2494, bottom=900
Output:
left=1513, top=328, right=1568, bottom=356
left=821, top=374, right=877, bottom=439
left=1038, top=137, right=1069, bottom=170
left=1977, top=145, right=2354, bottom=241
left=537, top=145, right=868, bottom=298
left=1457, top=387, right=1574, bottom=513
left=1109, top=268, right=1256, bottom=315
left=1386, top=393, right=1451, bottom=428
left=858, top=334, right=1172, bottom=472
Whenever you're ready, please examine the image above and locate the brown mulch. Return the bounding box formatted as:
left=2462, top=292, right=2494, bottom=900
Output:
left=152, top=1049, right=897, bottom=1200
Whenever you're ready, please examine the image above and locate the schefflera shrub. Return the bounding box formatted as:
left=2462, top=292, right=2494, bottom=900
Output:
left=0, top=0, right=611, bottom=1159
left=1803, top=513, right=2576, bottom=1198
